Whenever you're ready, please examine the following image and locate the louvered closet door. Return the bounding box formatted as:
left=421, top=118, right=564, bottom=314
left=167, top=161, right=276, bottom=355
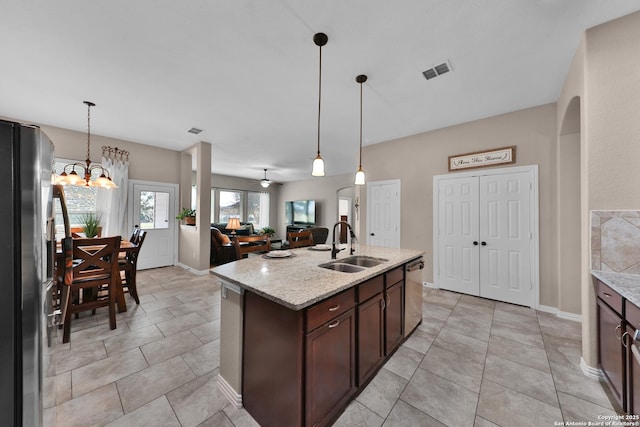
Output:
left=478, top=172, right=532, bottom=306
left=437, top=177, right=480, bottom=296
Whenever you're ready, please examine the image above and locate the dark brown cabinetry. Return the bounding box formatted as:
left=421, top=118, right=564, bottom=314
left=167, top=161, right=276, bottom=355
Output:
left=305, top=308, right=356, bottom=427
left=385, top=271, right=404, bottom=354
left=597, top=292, right=625, bottom=408
left=243, top=265, right=412, bottom=427
left=595, top=278, right=640, bottom=414
left=626, top=301, right=640, bottom=414
left=357, top=276, right=385, bottom=385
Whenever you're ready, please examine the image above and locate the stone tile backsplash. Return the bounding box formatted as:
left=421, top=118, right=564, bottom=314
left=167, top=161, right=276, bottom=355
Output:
left=592, top=210, right=640, bottom=273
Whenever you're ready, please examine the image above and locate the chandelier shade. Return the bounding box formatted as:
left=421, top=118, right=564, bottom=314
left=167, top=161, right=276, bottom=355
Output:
left=55, top=101, right=117, bottom=189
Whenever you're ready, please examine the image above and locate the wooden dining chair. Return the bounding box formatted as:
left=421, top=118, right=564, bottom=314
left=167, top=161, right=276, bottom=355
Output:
left=119, top=230, right=146, bottom=304
left=236, top=234, right=271, bottom=257
left=62, top=236, right=121, bottom=343
left=287, top=230, right=314, bottom=248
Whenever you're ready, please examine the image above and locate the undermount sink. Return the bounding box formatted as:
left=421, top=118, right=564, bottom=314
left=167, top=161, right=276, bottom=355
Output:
left=339, top=256, right=388, bottom=267
left=319, top=256, right=388, bottom=273
left=319, top=262, right=365, bottom=273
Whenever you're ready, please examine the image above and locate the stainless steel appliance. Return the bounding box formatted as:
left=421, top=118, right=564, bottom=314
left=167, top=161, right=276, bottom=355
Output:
left=404, top=257, right=424, bottom=337
left=0, top=120, right=54, bottom=426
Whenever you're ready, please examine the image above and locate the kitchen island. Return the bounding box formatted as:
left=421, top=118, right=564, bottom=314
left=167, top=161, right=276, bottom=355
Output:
left=211, top=244, right=423, bottom=427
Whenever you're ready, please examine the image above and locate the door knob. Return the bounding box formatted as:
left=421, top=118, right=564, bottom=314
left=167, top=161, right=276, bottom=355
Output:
left=473, top=241, right=478, bottom=246
left=481, top=242, right=487, bottom=246
left=370, top=233, right=375, bottom=236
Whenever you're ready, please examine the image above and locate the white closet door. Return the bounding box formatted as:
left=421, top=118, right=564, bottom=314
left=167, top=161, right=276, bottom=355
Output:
left=479, top=172, right=532, bottom=306
left=437, top=176, right=480, bottom=296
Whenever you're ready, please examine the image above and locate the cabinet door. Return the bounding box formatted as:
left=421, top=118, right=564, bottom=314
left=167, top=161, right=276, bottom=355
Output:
left=305, top=308, right=356, bottom=427
left=598, top=298, right=625, bottom=409
left=626, top=325, right=640, bottom=415
left=385, top=281, right=404, bottom=355
left=357, top=293, right=385, bottom=386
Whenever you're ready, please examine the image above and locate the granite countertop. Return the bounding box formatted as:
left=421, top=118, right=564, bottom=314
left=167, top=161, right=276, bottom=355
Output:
left=592, top=270, right=640, bottom=308
left=211, top=244, right=424, bottom=310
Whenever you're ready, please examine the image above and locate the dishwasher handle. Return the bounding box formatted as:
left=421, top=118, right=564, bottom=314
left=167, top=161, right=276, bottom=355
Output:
left=406, top=259, right=424, bottom=272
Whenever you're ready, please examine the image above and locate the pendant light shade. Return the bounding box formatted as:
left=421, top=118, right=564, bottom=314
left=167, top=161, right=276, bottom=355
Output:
left=355, top=74, right=367, bottom=186
left=311, top=32, right=328, bottom=177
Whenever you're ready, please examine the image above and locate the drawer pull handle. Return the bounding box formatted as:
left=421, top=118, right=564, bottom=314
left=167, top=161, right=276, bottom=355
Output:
left=603, top=292, right=611, bottom=298
left=328, top=320, right=340, bottom=329
left=328, top=304, right=340, bottom=312
left=623, top=332, right=630, bottom=348
left=615, top=324, right=623, bottom=339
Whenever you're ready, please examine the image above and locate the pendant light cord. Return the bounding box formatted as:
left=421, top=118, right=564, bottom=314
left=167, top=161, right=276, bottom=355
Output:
left=86, top=102, right=91, bottom=162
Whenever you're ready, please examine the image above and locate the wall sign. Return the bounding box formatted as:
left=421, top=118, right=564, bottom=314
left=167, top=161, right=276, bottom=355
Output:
left=448, top=146, right=516, bottom=171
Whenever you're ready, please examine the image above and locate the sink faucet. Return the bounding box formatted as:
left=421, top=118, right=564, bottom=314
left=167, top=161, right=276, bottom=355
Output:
left=332, top=221, right=356, bottom=259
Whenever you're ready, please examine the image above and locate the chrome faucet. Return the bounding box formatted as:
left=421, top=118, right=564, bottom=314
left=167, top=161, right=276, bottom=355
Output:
left=332, top=221, right=356, bottom=259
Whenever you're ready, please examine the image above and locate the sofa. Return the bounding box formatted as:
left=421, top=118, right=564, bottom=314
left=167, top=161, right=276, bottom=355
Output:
left=210, top=222, right=255, bottom=236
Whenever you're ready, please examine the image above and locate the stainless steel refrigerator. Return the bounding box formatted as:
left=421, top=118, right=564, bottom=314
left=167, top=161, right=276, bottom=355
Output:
left=0, top=120, right=55, bottom=427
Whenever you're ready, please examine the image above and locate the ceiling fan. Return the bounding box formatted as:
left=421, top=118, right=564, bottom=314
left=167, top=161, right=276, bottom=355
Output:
left=260, top=168, right=273, bottom=188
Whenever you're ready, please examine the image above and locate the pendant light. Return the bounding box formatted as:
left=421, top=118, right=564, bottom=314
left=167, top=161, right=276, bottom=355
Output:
left=260, top=168, right=272, bottom=188
left=311, top=32, right=328, bottom=177
left=56, top=101, right=117, bottom=189
left=354, top=74, right=367, bottom=185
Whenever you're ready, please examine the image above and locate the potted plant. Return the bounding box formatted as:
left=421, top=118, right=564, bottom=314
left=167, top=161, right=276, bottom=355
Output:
left=80, top=212, right=102, bottom=238
left=176, top=208, right=196, bottom=225
left=260, top=226, right=275, bottom=238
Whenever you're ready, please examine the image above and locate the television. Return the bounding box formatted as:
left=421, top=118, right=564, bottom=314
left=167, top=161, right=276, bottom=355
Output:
left=285, top=200, right=316, bottom=226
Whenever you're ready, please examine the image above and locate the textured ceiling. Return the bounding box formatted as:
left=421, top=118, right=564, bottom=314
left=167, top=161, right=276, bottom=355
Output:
left=1, top=0, right=639, bottom=183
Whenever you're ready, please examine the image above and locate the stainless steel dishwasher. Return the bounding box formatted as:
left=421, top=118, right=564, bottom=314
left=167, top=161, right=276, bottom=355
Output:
left=404, top=257, right=425, bottom=337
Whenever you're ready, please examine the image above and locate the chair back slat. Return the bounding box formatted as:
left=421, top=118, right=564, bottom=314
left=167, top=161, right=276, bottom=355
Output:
left=287, top=230, right=314, bottom=248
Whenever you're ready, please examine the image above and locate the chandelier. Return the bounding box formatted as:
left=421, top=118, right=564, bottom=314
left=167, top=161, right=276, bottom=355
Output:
left=56, top=101, right=117, bottom=189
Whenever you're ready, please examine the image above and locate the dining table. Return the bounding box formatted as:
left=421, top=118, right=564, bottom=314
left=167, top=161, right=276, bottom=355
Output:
left=56, top=237, right=137, bottom=314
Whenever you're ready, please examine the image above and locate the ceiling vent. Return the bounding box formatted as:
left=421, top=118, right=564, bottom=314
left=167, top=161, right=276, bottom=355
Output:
left=188, top=127, right=203, bottom=135
left=422, top=60, right=452, bottom=81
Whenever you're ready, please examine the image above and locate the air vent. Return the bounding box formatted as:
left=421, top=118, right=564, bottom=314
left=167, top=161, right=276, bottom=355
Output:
left=188, top=127, right=203, bottom=135
left=422, top=60, right=452, bottom=81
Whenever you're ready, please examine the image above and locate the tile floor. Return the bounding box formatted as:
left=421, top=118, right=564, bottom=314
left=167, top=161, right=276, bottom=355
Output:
left=43, top=266, right=621, bottom=427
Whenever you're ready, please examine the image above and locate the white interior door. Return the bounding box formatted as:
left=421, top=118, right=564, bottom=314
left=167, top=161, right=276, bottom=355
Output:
left=434, top=166, right=538, bottom=308
left=479, top=172, right=532, bottom=306
left=367, top=180, right=401, bottom=248
left=129, top=181, right=178, bottom=270
left=437, top=176, right=480, bottom=296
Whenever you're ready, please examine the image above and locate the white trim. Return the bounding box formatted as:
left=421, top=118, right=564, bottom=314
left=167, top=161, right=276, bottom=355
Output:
left=366, top=179, right=401, bottom=247
left=128, top=179, right=179, bottom=267
left=217, top=374, right=243, bottom=408
left=433, top=164, right=540, bottom=309
left=537, top=304, right=582, bottom=323
left=176, top=263, right=209, bottom=276
left=580, top=357, right=604, bottom=381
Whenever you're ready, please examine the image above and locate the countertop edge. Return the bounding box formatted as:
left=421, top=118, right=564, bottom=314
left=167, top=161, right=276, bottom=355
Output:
left=212, top=249, right=424, bottom=311
left=592, top=270, right=640, bottom=309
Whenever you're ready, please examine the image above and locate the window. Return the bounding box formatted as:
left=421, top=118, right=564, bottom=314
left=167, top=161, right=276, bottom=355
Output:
left=211, top=188, right=270, bottom=230
left=218, top=190, right=242, bottom=224
left=139, top=191, right=170, bottom=230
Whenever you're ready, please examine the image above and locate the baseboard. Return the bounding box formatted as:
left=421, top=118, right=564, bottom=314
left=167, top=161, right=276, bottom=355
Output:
left=537, top=304, right=582, bottom=323
left=217, top=374, right=243, bottom=408
left=176, top=263, right=210, bottom=275
left=580, top=357, right=605, bottom=381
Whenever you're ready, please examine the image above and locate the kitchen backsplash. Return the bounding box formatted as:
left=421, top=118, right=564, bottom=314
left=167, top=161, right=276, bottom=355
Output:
left=592, top=210, right=640, bottom=273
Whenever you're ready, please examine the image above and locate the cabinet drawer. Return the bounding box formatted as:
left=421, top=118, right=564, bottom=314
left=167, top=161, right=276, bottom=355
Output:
left=385, top=266, right=404, bottom=288
left=596, top=280, right=623, bottom=315
left=627, top=301, right=640, bottom=330
left=358, top=276, right=384, bottom=303
left=306, top=288, right=355, bottom=332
